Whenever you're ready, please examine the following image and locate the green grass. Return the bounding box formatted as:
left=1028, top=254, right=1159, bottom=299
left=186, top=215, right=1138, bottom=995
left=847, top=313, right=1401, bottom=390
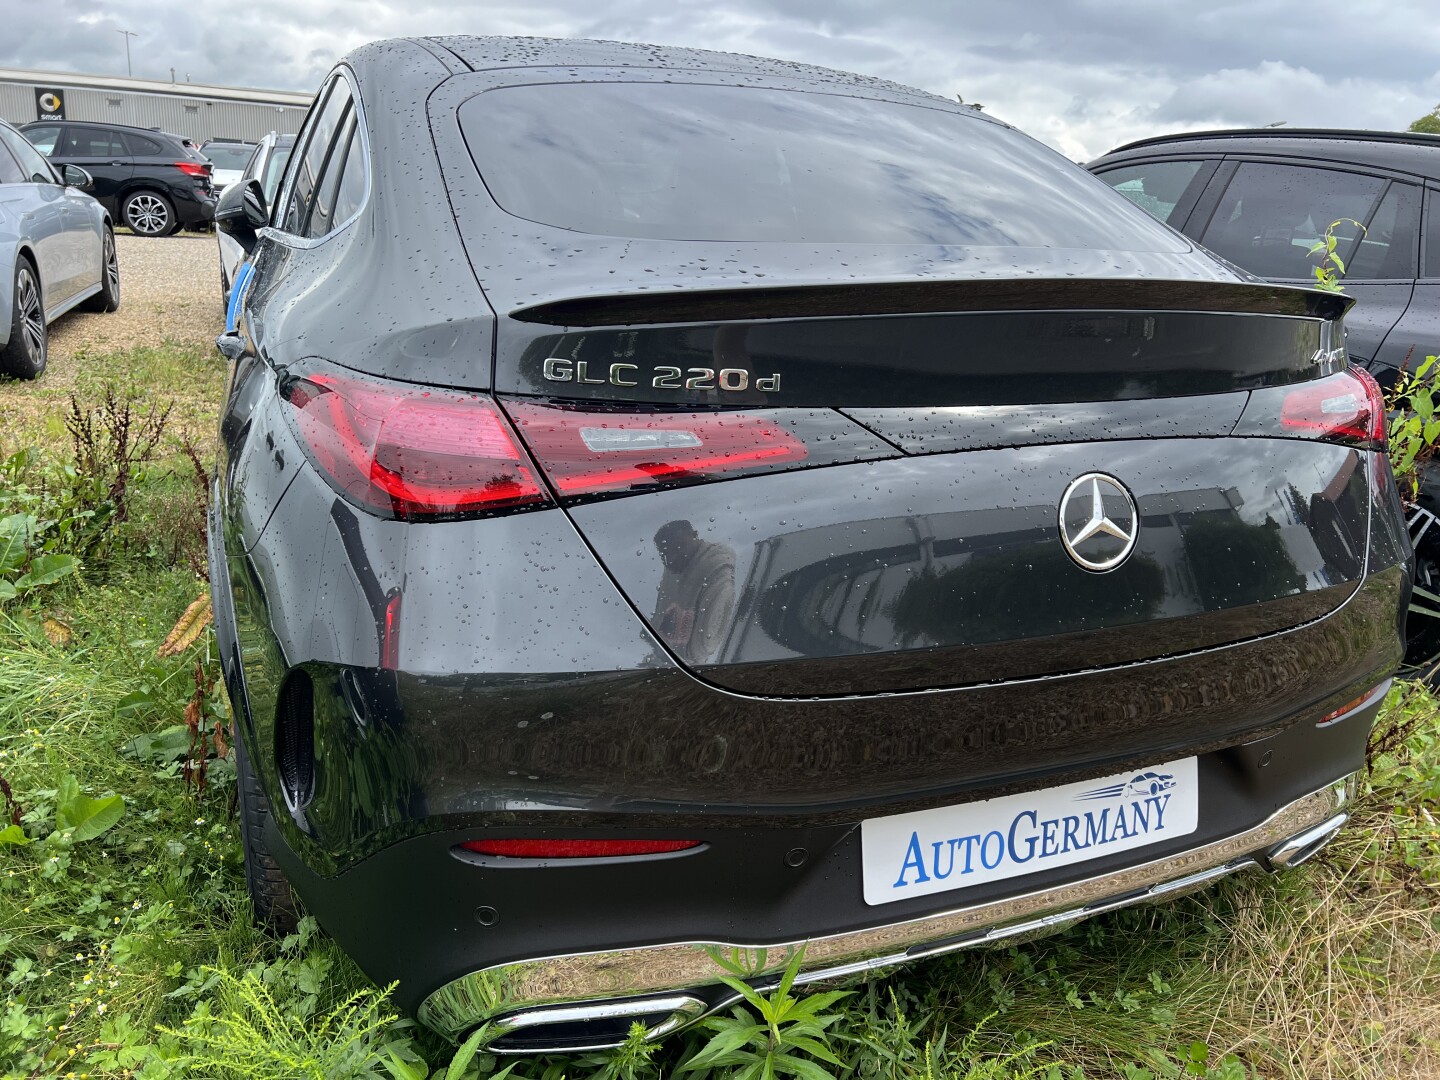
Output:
left=1, top=349, right=1439, bottom=1078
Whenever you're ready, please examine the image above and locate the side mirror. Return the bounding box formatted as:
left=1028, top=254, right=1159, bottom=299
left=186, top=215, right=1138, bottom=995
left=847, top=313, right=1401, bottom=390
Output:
left=215, top=178, right=268, bottom=250
left=62, top=164, right=93, bottom=190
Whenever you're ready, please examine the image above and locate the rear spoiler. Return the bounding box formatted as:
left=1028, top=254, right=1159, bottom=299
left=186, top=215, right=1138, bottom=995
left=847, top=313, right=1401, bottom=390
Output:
left=509, top=279, right=1353, bottom=328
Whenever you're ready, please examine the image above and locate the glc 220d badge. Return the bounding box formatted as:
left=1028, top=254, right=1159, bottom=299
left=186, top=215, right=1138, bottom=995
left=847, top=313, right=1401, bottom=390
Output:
left=543, top=357, right=782, bottom=392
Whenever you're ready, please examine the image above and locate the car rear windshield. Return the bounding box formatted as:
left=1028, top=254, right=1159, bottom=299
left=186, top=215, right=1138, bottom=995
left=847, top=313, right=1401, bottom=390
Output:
left=456, top=82, right=1187, bottom=250
left=203, top=144, right=255, bottom=170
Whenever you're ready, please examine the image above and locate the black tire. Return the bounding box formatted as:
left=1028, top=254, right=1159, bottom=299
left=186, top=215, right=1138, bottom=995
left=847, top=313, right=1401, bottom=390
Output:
left=220, top=263, right=230, bottom=307
left=0, top=257, right=46, bottom=380
left=234, top=731, right=299, bottom=932
left=121, top=190, right=175, bottom=237
left=81, top=225, right=120, bottom=313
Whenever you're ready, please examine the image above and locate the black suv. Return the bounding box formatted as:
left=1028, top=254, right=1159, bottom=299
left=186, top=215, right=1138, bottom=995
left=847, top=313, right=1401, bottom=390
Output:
left=209, top=39, right=1406, bottom=1053
left=1088, top=129, right=1440, bottom=673
left=21, top=119, right=215, bottom=236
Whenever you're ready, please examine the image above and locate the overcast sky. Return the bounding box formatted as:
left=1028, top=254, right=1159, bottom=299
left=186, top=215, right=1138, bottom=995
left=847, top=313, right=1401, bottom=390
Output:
left=7, top=0, right=1440, bottom=159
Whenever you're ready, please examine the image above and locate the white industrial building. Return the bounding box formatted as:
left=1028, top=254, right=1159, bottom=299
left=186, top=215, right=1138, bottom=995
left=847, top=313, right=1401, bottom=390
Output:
left=0, top=66, right=313, bottom=144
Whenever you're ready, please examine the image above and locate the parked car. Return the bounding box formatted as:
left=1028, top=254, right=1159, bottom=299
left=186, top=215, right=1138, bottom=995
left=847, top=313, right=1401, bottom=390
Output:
left=216, top=131, right=294, bottom=311
left=211, top=38, right=1407, bottom=1054
left=1087, top=129, right=1439, bottom=676
left=200, top=139, right=258, bottom=200
left=21, top=119, right=215, bottom=237
left=0, top=119, right=119, bottom=379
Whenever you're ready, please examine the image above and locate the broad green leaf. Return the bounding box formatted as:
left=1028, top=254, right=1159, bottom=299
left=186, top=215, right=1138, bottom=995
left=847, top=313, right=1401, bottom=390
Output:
left=382, top=1053, right=429, bottom=1080
left=1329, top=252, right=1346, bottom=273
left=679, top=1025, right=757, bottom=1071
left=54, top=775, right=125, bottom=843
left=13, top=553, right=78, bottom=593
left=0, top=514, right=33, bottom=575
left=1425, top=421, right=1440, bottom=444
left=444, top=1024, right=491, bottom=1080
left=123, top=725, right=193, bottom=764
left=0, top=580, right=15, bottom=602
left=779, top=1035, right=843, bottom=1065
left=1418, top=354, right=1439, bottom=378
left=0, top=824, right=30, bottom=847
left=773, top=1057, right=836, bottom=1080
left=1415, top=392, right=1434, bottom=421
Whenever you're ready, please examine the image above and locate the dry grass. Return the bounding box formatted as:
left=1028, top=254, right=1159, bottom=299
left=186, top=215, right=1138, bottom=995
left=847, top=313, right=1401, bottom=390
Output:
left=1206, top=814, right=1440, bottom=1077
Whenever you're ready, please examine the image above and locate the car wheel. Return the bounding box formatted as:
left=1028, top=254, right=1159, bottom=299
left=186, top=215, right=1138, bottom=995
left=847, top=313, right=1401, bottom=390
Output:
left=81, top=225, right=121, bottom=313
left=234, top=729, right=300, bottom=932
left=219, top=264, right=230, bottom=307
left=121, top=190, right=175, bottom=237
left=0, top=257, right=46, bottom=380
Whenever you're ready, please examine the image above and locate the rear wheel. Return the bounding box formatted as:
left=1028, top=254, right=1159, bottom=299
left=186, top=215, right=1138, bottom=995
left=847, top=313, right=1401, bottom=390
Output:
left=81, top=225, right=120, bottom=313
left=122, top=190, right=174, bottom=237
left=0, top=258, right=46, bottom=380
left=234, top=730, right=299, bottom=932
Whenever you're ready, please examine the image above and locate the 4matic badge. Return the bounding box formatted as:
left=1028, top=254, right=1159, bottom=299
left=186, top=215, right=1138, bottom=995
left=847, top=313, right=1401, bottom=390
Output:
left=543, top=357, right=781, bottom=393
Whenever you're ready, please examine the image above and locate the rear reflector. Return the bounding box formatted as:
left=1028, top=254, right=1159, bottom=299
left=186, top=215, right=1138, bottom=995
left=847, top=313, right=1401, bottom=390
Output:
left=1316, top=681, right=1389, bottom=727
left=281, top=369, right=549, bottom=520
left=459, top=839, right=701, bottom=858
left=1280, top=369, right=1385, bottom=446
left=503, top=401, right=809, bottom=498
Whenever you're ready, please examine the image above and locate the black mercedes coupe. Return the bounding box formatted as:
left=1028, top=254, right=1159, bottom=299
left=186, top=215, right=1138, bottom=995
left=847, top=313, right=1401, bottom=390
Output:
left=208, top=36, right=1411, bottom=1054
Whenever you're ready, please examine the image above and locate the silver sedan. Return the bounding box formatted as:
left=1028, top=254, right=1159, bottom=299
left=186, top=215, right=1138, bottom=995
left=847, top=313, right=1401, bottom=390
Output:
left=0, top=119, right=119, bottom=380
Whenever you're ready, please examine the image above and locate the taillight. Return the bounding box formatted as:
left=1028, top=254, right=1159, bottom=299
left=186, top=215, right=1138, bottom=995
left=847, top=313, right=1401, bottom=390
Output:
left=1234, top=368, right=1386, bottom=449
left=503, top=401, right=894, bottom=500
left=458, top=838, right=702, bottom=858
left=175, top=161, right=209, bottom=177
left=281, top=369, right=550, bottom=520
left=1281, top=368, right=1385, bottom=445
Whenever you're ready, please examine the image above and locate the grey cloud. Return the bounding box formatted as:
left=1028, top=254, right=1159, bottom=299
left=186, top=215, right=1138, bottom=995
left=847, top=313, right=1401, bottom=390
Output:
left=1, top=0, right=1437, bottom=158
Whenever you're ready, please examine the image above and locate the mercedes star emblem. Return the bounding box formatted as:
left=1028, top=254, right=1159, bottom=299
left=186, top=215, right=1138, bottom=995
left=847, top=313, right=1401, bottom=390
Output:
left=1058, top=473, right=1139, bottom=572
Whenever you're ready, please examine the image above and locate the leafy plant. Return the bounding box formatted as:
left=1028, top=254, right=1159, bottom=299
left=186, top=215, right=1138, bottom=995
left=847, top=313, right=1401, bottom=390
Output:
left=1386, top=352, right=1440, bottom=498
left=1308, top=217, right=1366, bottom=292
left=677, top=949, right=851, bottom=1080
left=0, top=511, right=79, bottom=604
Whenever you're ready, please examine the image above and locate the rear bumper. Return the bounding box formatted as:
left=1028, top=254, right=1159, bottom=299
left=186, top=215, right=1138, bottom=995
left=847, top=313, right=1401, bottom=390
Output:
left=418, top=776, right=1354, bottom=1051
left=267, top=676, right=1386, bottom=1042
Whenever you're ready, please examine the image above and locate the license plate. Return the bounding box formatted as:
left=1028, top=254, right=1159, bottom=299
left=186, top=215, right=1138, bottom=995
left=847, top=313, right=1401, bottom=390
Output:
left=861, top=758, right=1199, bottom=906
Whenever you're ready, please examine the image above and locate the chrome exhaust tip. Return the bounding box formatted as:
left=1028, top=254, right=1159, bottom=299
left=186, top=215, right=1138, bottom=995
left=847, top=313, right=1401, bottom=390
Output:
left=483, top=994, right=708, bottom=1055
left=1261, top=811, right=1348, bottom=872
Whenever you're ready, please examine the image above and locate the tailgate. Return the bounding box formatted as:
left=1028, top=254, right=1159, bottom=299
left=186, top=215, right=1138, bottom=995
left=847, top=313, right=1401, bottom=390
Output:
left=566, top=437, right=1368, bottom=695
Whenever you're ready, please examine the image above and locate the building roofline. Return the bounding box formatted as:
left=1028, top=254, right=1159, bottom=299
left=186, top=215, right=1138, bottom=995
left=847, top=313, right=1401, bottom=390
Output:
left=1105, top=127, right=1440, bottom=156
left=0, top=65, right=313, bottom=107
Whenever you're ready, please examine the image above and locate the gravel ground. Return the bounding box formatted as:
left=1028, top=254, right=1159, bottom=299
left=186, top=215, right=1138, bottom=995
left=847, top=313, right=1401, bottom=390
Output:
left=0, top=231, right=228, bottom=449
left=47, top=231, right=225, bottom=367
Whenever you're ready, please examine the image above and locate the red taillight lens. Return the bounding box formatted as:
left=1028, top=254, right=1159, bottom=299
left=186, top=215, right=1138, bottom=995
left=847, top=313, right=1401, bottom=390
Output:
left=1278, top=369, right=1385, bottom=447
left=175, top=161, right=209, bottom=177
left=503, top=401, right=808, bottom=498
left=458, top=839, right=701, bottom=858
left=282, top=370, right=549, bottom=520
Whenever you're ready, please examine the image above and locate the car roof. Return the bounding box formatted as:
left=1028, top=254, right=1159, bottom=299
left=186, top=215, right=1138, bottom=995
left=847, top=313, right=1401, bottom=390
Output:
left=21, top=118, right=164, bottom=134
left=1090, top=127, right=1440, bottom=182
left=421, top=35, right=969, bottom=111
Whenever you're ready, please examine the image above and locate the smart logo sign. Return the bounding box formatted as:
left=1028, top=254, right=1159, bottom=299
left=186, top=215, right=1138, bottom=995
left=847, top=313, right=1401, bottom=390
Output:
left=34, top=88, right=65, bottom=121
left=860, top=758, right=1199, bottom=905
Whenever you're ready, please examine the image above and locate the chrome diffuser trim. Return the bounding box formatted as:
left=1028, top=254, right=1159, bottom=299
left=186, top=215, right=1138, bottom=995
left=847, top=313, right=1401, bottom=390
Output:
left=420, top=778, right=1352, bottom=1045
left=489, top=995, right=707, bottom=1054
